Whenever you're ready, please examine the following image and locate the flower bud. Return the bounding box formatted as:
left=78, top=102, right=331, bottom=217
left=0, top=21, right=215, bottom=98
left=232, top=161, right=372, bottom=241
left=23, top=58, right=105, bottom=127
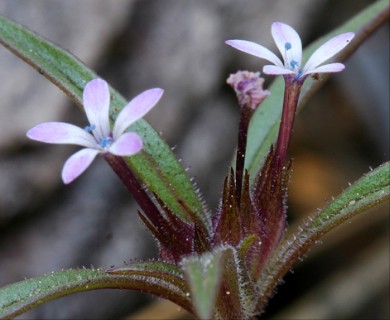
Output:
left=227, top=71, right=270, bottom=109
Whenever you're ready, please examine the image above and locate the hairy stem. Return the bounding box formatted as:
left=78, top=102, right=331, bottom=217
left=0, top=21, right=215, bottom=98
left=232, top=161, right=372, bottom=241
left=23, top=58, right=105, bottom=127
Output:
left=103, top=154, right=161, bottom=227
left=274, top=77, right=304, bottom=167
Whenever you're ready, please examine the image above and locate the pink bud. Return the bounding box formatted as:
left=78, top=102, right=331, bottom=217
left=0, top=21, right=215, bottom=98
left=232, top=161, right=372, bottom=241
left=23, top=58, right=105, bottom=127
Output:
left=227, top=71, right=270, bottom=109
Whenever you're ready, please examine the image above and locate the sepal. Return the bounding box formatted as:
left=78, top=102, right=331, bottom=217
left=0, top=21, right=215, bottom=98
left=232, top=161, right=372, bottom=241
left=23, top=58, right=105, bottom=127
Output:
left=250, top=148, right=290, bottom=278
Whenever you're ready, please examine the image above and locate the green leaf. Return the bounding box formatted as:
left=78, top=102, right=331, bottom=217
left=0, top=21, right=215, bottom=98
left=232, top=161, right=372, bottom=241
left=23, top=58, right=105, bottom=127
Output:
left=0, top=263, right=192, bottom=319
left=256, top=162, right=390, bottom=311
left=182, top=245, right=259, bottom=319
left=111, top=260, right=185, bottom=275
left=305, top=162, right=389, bottom=232
left=181, top=249, right=225, bottom=320
left=107, top=261, right=191, bottom=307
left=245, top=0, right=390, bottom=178
left=0, top=15, right=205, bottom=223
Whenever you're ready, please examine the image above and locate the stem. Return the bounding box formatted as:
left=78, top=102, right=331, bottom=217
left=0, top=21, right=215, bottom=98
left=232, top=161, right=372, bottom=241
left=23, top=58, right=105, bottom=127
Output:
left=235, top=106, right=253, bottom=205
left=274, top=76, right=304, bottom=167
left=103, top=154, right=162, bottom=227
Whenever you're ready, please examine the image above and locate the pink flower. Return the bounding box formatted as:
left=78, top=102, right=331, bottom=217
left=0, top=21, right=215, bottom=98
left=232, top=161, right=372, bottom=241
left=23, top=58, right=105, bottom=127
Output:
left=27, top=78, right=163, bottom=184
left=226, top=22, right=354, bottom=78
left=227, top=71, right=270, bottom=109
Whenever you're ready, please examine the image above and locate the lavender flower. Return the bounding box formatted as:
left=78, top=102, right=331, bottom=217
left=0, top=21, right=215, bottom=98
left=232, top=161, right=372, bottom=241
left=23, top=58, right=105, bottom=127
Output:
left=27, top=78, right=163, bottom=184
left=226, top=22, right=354, bottom=78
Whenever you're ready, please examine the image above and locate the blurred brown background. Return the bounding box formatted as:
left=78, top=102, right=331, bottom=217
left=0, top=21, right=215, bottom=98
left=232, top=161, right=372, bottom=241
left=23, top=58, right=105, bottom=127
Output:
left=0, top=0, right=388, bottom=319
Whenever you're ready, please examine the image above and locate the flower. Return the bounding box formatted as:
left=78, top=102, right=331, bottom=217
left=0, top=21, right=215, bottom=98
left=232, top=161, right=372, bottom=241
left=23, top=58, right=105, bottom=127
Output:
left=226, top=22, right=354, bottom=78
left=227, top=71, right=270, bottom=109
left=27, top=78, right=164, bottom=184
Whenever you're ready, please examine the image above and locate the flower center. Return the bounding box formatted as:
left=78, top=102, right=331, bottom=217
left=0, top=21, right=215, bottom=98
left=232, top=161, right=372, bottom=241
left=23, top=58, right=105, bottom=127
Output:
left=100, top=136, right=113, bottom=149
left=85, top=124, right=113, bottom=150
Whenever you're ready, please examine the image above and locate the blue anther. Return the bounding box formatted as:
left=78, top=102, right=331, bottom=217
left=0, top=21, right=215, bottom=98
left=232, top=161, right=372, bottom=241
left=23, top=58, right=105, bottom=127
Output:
left=100, top=137, right=113, bottom=149
left=84, top=124, right=96, bottom=133
left=290, top=60, right=299, bottom=69
left=285, top=42, right=292, bottom=50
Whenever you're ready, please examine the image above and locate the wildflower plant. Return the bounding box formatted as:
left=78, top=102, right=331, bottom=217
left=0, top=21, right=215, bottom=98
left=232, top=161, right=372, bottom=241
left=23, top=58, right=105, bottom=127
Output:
left=0, top=1, right=389, bottom=319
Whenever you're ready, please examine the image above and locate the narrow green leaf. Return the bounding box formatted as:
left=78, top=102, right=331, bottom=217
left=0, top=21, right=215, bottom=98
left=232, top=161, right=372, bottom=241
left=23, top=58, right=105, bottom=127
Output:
left=181, top=249, right=225, bottom=320
left=110, top=260, right=185, bottom=275
left=246, top=0, right=389, bottom=178
left=0, top=264, right=192, bottom=319
left=256, top=162, right=390, bottom=311
left=0, top=15, right=205, bottom=222
left=107, top=261, right=191, bottom=309
left=309, top=162, right=389, bottom=230
left=182, top=246, right=259, bottom=319
left=107, top=260, right=188, bottom=294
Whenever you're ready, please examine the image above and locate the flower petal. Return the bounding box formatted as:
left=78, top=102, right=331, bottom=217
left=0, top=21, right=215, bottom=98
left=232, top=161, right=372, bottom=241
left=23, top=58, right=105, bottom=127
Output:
left=109, top=132, right=143, bottom=156
left=225, top=40, right=283, bottom=67
left=303, top=63, right=345, bottom=75
left=263, top=65, right=296, bottom=75
left=83, top=78, right=111, bottom=140
left=27, top=122, right=98, bottom=148
left=113, top=88, right=163, bottom=139
left=303, top=32, right=354, bottom=73
left=61, top=148, right=100, bottom=184
left=272, top=22, right=302, bottom=68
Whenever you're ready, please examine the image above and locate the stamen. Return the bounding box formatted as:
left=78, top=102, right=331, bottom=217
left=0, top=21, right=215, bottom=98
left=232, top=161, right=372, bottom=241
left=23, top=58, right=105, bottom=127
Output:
left=84, top=124, right=96, bottom=133
left=283, top=41, right=301, bottom=75
left=100, top=137, right=113, bottom=149
left=284, top=42, right=300, bottom=72
left=290, top=60, right=299, bottom=69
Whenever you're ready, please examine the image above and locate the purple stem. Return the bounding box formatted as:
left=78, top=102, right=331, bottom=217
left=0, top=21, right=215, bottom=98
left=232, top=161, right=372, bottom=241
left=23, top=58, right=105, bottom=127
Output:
left=102, top=153, right=162, bottom=227
left=274, top=76, right=304, bottom=167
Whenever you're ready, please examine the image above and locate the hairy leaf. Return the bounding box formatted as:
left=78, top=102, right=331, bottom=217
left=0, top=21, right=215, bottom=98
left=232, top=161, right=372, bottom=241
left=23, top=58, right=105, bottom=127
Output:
left=256, top=162, right=390, bottom=311
left=0, top=263, right=192, bottom=319
left=181, top=249, right=225, bottom=320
